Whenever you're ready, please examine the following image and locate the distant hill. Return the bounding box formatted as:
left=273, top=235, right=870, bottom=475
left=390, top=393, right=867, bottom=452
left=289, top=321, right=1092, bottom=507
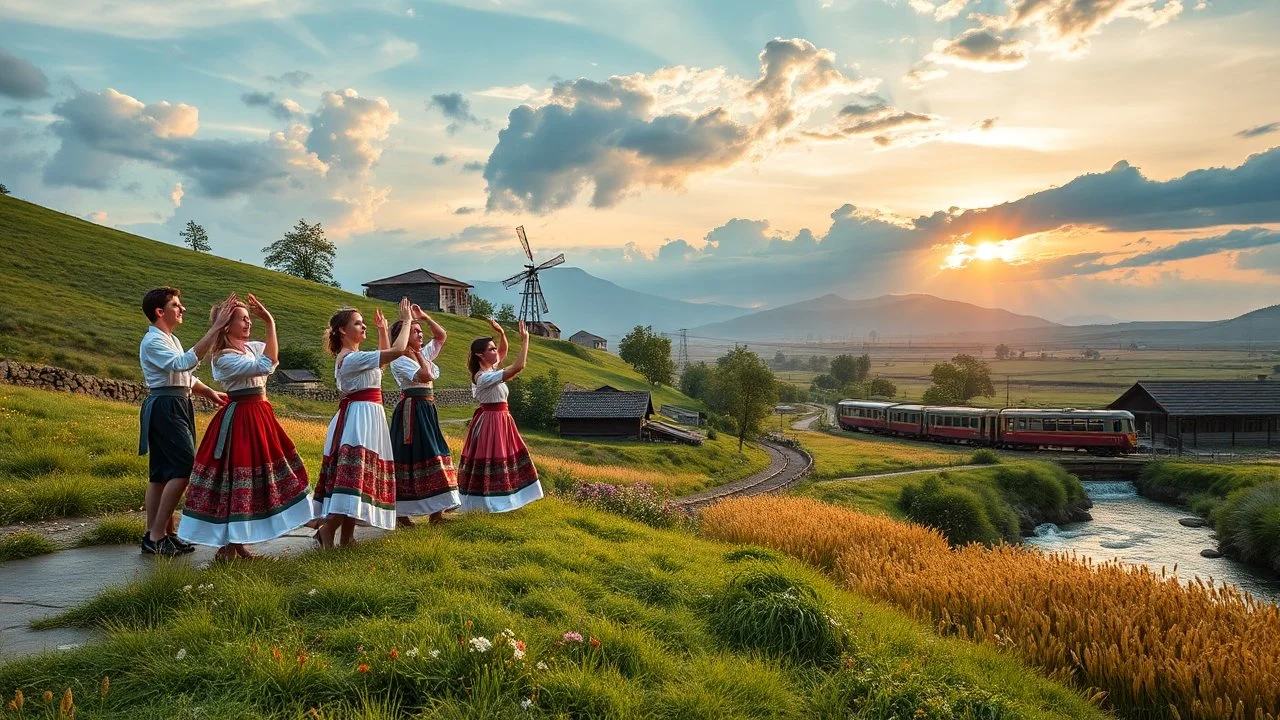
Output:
left=470, top=267, right=749, bottom=341
left=1062, top=314, right=1123, bottom=326
left=0, top=196, right=700, bottom=407
left=690, top=293, right=1059, bottom=342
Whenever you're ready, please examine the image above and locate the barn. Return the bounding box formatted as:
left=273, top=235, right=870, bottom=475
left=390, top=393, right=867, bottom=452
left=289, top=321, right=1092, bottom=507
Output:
left=556, top=387, right=654, bottom=439
left=569, top=330, right=607, bottom=351
left=1107, top=379, right=1280, bottom=448
left=362, top=269, right=473, bottom=316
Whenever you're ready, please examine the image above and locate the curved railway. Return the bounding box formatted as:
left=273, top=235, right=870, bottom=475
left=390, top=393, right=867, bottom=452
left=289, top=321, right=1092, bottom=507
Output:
left=673, top=440, right=813, bottom=511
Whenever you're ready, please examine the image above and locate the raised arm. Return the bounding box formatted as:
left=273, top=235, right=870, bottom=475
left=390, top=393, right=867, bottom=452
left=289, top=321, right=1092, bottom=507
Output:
left=246, top=293, right=278, bottom=364
left=412, top=348, right=437, bottom=383
left=378, top=298, right=414, bottom=365
left=374, top=309, right=390, bottom=351
left=189, top=294, right=240, bottom=360
left=502, top=320, right=530, bottom=382
left=488, top=318, right=509, bottom=362
left=414, top=305, right=447, bottom=353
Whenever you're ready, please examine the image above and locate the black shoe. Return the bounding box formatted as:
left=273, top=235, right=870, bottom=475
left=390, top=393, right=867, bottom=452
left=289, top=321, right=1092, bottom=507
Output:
left=143, top=535, right=183, bottom=558
left=140, top=535, right=157, bottom=554
left=168, top=534, right=196, bottom=554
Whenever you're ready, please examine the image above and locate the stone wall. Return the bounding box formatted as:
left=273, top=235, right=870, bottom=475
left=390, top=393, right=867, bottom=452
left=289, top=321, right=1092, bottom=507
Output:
left=0, top=359, right=477, bottom=409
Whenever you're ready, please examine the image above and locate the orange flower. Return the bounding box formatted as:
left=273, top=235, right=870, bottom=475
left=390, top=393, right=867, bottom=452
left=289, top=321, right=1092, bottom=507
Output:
left=298, top=653, right=309, bottom=666
left=357, top=663, right=370, bottom=673
left=843, top=657, right=854, bottom=669
left=589, top=637, right=601, bottom=648
left=271, top=646, right=283, bottom=662
left=465, top=620, right=474, bottom=629
left=13, top=690, right=23, bottom=708
left=41, top=690, right=51, bottom=703
left=60, top=687, right=73, bottom=716
left=99, top=677, right=110, bottom=698
left=388, top=648, right=400, bottom=660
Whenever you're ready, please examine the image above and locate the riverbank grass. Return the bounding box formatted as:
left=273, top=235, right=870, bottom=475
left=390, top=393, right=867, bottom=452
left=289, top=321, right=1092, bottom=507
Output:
left=795, top=429, right=970, bottom=480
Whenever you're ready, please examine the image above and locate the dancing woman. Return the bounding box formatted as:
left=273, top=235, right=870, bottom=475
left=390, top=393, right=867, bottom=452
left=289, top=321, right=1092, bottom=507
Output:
left=456, top=319, right=543, bottom=512
left=313, top=298, right=413, bottom=548
left=177, top=295, right=313, bottom=559
left=388, top=305, right=461, bottom=526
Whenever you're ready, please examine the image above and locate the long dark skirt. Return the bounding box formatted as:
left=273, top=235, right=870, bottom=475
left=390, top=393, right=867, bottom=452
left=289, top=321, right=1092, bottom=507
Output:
left=390, top=394, right=461, bottom=516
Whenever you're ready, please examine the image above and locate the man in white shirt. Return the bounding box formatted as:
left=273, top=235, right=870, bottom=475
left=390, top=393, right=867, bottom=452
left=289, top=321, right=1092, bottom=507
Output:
left=138, top=286, right=236, bottom=557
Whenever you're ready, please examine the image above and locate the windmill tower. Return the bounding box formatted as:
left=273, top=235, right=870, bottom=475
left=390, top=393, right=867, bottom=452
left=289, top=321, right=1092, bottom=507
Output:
left=502, top=226, right=565, bottom=336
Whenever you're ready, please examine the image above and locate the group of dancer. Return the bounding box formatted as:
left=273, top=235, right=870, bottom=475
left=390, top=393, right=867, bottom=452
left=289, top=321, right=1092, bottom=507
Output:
left=136, top=285, right=542, bottom=559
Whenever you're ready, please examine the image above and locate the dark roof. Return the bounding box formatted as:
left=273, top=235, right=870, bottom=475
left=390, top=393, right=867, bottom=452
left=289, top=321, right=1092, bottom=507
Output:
left=276, top=368, right=321, bottom=382
left=1109, top=380, right=1280, bottom=415
left=362, top=268, right=473, bottom=288
left=556, top=390, right=654, bottom=420
left=570, top=330, right=606, bottom=342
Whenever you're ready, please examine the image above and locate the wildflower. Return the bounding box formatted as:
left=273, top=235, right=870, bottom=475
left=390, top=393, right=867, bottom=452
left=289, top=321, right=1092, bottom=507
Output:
left=181, top=584, right=193, bottom=593
left=388, top=648, right=400, bottom=660
left=512, top=643, right=526, bottom=661
left=520, top=698, right=534, bottom=710
left=271, top=646, right=283, bottom=662
left=826, top=614, right=842, bottom=628
left=99, top=677, right=110, bottom=698
left=536, top=661, right=549, bottom=671
left=562, top=631, right=583, bottom=643
left=843, top=657, right=854, bottom=669
left=298, top=654, right=308, bottom=666
left=14, top=689, right=24, bottom=708
left=465, top=620, right=474, bottom=629
left=357, top=663, right=370, bottom=673
left=307, top=588, right=318, bottom=596
left=589, top=637, right=601, bottom=648
left=405, top=647, right=420, bottom=658
left=176, top=648, right=188, bottom=660
left=469, top=636, right=493, bottom=653
left=6, top=701, right=15, bottom=712
left=430, top=649, right=441, bottom=659
left=502, top=628, right=515, bottom=639
left=41, top=690, right=51, bottom=703
left=60, top=688, right=73, bottom=716
left=308, top=709, right=322, bottom=719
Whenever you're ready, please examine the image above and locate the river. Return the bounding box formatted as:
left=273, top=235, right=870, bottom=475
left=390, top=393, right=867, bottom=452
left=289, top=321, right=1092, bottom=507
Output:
left=1025, top=480, right=1280, bottom=604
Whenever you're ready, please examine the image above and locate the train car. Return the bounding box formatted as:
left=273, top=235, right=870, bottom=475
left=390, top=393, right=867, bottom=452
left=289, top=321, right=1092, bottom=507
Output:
left=885, top=404, right=924, bottom=436
left=923, top=406, right=1000, bottom=445
left=836, top=400, right=900, bottom=433
left=997, top=408, right=1137, bottom=455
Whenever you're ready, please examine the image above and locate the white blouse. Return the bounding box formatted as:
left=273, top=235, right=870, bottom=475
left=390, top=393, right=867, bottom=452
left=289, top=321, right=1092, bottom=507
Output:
left=472, top=369, right=509, bottom=404
left=139, top=325, right=199, bottom=389
left=212, top=341, right=277, bottom=392
left=389, top=340, right=441, bottom=390
left=335, top=349, right=383, bottom=394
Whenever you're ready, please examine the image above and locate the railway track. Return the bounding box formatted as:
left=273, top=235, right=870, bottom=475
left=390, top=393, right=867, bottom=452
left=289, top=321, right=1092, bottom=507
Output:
left=674, top=440, right=814, bottom=512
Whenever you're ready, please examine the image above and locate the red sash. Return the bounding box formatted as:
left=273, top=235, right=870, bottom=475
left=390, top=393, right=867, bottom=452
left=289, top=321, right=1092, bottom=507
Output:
left=327, top=388, right=382, bottom=456
left=479, top=403, right=509, bottom=412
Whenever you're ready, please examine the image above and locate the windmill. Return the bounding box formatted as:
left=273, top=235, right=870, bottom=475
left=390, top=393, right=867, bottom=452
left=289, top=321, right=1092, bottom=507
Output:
left=502, top=226, right=565, bottom=331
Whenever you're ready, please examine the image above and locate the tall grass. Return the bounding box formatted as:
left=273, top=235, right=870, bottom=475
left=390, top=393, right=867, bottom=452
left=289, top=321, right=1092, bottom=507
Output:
left=1214, top=482, right=1280, bottom=574
left=702, top=496, right=1280, bottom=720
left=0, top=530, right=57, bottom=562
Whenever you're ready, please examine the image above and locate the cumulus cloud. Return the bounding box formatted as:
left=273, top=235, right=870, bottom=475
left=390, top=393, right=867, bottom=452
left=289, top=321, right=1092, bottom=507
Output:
left=170, top=182, right=184, bottom=208
left=0, top=48, right=49, bottom=99
left=427, top=92, right=490, bottom=134
left=929, top=29, right=1032, bottom=71
left=804, top=103, right=942, bottom=143
left=908, top=0, right=971, bottom=21
left=431, top=153, right=452, bottom=166
left=915, top=148, right=1280, bottom=243
left=1237, top=122, right=1280, bottom=139
left=977, top=0, right=1184, bottom=56
left=306, top=88, right=398, bottom=178
left=482, top=38, right=879, bottom=213
left=241, top=91, right=302, bottom=120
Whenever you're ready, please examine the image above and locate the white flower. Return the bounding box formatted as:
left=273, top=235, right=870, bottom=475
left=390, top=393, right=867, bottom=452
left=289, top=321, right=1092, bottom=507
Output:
left=307, top=588, right=318, bottom=596
left=469, top=636, right=493, bottom=653
left=176, top=648, right=188, bottom=660
left=181, top=584, right=193, bottom=593
left=405, top=647, right=419, bottom=658
left=512, top=646, right=525, bottom=660
left=535, top=661, right=548, bottom=671
left=502, top=628, right=516, bottom=639
left=429, top=649, right=441, bottom=659
left=520, top=699, right=534, bottom=710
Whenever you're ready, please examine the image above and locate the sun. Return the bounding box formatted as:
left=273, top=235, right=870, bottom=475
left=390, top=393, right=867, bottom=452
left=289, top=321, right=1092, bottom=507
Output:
left=942, top=239, right=1022, bottom=269
left=974, top=241, right=1018, bottom=262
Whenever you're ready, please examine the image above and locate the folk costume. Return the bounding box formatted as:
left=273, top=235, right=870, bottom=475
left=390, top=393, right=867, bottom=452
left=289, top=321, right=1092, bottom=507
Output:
left=389, top=345, right=461, bottom=517
left=456, top=369, right=543, bottom=512
left=138, top=326, right=199, bottom=483
left=177, top=342, right=313, bottom=547
left=313, top=350, right=397, bottom=529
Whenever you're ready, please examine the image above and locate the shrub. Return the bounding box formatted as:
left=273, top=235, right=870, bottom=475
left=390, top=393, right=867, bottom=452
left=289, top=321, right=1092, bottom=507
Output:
left=277, top=344, right=324, bottom=378
left=706, top=565, right=846, bottom=665
left=0, top=530, right=58, bottom=562
left=1215, top=482, right=1280, bottom=574
left=969, top=448, right=1000, bottom=465
left=569, top=481, right=691, bottom=530
left=76, top=515, right=147, bottom=547
left=900, top=478, right=1004, bottom=546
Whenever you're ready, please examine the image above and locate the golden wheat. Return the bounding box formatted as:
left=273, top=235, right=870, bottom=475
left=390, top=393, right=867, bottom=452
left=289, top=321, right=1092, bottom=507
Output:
left=702, top=496, right=1280, bottom=720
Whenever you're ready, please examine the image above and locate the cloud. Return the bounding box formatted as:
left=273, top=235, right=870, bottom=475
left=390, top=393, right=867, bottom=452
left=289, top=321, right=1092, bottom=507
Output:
left=475, top=84, right=546, bottom=102
left=903, top=64, right=948, bottom=88
left=977, top=117, right=998, bottom=131
left=908, top=0, right=971, bottom=21
left=1236, top=245, right=1280, bottom=275
left=482, top=38, right=879, bottom=213
left=241, top=91, right=303, bottom=120
left=306, top=88, right=398, bottom=178
left=454, top=206, right=477, bottom=215
left=0, top=48, right=49, bottom=99
left=915, top=147, right=1280, bottom=243
left=170, top=182, right=184, bottom=208
left=804, top=103, right=942, bottom=142
left=1112, top=227, right=1280, bottom=267
left=1237, top=122, right=1280, bottom=139
left=461, top=160, right=485, bottom=173
left=929, top=29, right=1032, bottom=71
left=427, top=92, right=490, bottom=135
left=431, top=153, right=452, bottom=166
left=265, top=70, right=313, bottom=88
left=85, top=210, right=109, bottom=225
left=978, top=0, right=1184, bottom=56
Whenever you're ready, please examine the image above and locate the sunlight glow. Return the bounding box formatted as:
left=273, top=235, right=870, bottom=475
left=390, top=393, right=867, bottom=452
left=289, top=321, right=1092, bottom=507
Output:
left=943, top=239, right=1022, bottom=269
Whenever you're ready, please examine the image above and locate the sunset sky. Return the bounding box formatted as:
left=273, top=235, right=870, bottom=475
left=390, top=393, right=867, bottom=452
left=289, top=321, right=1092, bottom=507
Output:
left=1, top=0, right=1277, bottom=323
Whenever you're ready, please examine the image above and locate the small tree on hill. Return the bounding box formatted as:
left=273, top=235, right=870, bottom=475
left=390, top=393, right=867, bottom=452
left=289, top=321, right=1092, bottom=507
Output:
left=680, top=362, right=714, bottom=401
left=922, top=354, right=995, bottom=404
left=179, top=220, right=211, bottom=253
left=830, top=353, right=871, bottom=385
left=470, top=296, right=495, bottom=319
left=708, top=347, right=778, bottom=451
left=0, top=183, right=10, bottom=196
left=262, top=219, right=339, bottom=287
left=619, top=325, right=675, bottom=387
left=496, top=303, right=517, bottom=324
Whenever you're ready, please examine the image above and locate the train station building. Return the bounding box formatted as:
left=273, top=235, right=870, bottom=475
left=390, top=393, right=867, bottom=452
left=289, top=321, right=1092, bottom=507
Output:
left=1108, top=379, right=1280, bottom=449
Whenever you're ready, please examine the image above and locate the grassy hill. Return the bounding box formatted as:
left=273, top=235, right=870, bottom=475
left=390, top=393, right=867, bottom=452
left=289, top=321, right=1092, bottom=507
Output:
left=0, top=196, right=696, bottom=409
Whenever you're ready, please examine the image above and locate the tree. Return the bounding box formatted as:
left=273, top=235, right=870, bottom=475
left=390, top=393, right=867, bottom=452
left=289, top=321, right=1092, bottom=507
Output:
left=508, top=368, right=560, bottom=431
left=496, top=304, right=517, bottom=324
left=922, top=354, right=995, bottom=404
left=470, top=296, right=495, bottom=318
left=680, top=362, right=714, bottom=401
left=994, top=343, right=1011, bottom=360
left=773, top=351, right=787, bottom=368
left=811, top=373, right=840, bottom=390
left=708, top=347, right=778, bottom=451
left=868, top=377, right=897, bottom=397
left=0, top=183, right=9, bottom=196
left=830, top=353, right=871, bottom=385
left=179, top=220, right=211, bottom=253
left=619, top=325, right=676, bottom=387
left=868, top=330, right=879, bottom=344
left=262, top=219, right=339, bottom=286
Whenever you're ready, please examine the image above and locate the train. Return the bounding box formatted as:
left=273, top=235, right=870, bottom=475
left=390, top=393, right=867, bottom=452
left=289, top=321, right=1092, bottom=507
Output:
left=836, top=400, right=1137, bottom=455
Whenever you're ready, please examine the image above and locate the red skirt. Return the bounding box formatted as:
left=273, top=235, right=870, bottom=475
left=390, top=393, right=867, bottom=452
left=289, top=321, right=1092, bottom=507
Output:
left=456, top=403, right=542, bottom=513
left=178, top=394, right=313, bottom=546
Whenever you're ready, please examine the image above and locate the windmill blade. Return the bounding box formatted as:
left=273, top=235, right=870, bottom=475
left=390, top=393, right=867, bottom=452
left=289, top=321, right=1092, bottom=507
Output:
left=535, top=253, right=565, bottom=271
left=536, top=287, right=550, bottom=315
left=502, top=269, right=529, bottom=288
left=515, top=225, right=533, bottom=262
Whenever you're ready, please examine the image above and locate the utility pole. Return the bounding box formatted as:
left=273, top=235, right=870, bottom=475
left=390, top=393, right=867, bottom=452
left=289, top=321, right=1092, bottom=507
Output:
left=1006, top=375, right=1011, bottom=407
left=677, top=328, right=690, bottom=372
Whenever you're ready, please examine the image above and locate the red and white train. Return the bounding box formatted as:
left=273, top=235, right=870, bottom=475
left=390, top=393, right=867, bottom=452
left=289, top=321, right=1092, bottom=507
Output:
left=837, top=400, right=1137, bottom=455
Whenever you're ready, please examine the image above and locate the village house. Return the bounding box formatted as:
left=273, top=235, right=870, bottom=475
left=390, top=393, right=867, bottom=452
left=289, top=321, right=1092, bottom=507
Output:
left=569, top=330, right=607, bottom=351
left=1108, top=378, right=1280, bottom=448
left=555, top=386, right=653, bottom=439
left=529, top=321, right=561, bottom=340
left=362, top=269, right=473, bottom=316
